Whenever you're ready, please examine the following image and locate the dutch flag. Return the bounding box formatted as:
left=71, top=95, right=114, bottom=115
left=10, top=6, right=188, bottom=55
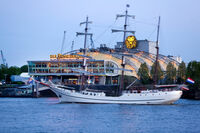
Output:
left=186, top=78, right=195, bottom=84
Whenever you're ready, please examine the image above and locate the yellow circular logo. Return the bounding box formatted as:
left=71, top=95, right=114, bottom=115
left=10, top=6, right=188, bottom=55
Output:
left=125, top=35, right=137, bottom=49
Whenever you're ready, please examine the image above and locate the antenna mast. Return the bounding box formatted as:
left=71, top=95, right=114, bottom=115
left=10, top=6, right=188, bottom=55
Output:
left=112, top=4, right=135, bottom=94
left=153, top=16, right=161, bottom=86
left=76, top=16, right=93, bottom=90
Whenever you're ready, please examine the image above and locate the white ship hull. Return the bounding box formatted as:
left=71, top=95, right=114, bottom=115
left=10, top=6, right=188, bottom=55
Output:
left=50, top=86, right=182, bottom=105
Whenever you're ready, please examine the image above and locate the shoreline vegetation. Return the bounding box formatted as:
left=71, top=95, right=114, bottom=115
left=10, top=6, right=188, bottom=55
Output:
left=0, top=60, right=200, bottom=99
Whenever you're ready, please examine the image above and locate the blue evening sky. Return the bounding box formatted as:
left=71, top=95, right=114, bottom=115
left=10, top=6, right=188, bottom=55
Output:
left=0, top=0, right=200, bottom=67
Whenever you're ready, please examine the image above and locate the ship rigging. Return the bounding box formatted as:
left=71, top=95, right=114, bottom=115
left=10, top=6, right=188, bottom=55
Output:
left=38, top=5, right=184, bottom=104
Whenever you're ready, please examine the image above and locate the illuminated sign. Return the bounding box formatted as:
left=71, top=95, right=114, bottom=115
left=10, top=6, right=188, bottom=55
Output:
left=50, top=54, right=87, bottom=60
left=125, top=35, right=137, bottom=49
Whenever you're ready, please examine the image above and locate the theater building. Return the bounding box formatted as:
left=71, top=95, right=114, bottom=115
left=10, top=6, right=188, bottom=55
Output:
left=28, top=40, right=181, bottom=86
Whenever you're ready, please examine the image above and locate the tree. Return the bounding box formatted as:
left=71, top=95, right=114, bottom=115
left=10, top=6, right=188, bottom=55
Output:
left=20, top=65, right=28, bottom=73
left=0, top=64, right=8, bottom=80
left=177, top=61, right=186, bottom=84
left=186, top=61, right=200, bottom=89
left=165, top=62, right=177, bottom=84
left=0, top=65, right=21, bottom=82
left=187, top=61, right=200, bottom=80
left=182, top=61, right=200, bottom=99
left=7, top=66, right=21, bottom=76
left=5, top=66, right=21, bottom=82
left=137, top=63, right=151, bottom=84
left=150, top=61, right=163, bottom=84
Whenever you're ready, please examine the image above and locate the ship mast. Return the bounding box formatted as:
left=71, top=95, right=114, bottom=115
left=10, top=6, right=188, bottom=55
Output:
left=76, top=16, right=93, bottom=90
left=153, top=16, right=161, bottom=86
left=112, top=5, right=135, bottom=95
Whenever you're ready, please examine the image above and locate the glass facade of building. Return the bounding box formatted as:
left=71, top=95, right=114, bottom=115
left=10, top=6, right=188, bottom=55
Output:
left=28, top=59, right=119, bottom=85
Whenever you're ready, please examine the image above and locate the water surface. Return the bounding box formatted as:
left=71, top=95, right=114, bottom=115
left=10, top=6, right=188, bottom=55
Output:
left=0, top=98, right=199, bottom=133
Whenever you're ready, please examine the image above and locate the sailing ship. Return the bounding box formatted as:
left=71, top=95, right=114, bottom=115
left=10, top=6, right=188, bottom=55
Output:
left=44, top=5, right=183, bottom=104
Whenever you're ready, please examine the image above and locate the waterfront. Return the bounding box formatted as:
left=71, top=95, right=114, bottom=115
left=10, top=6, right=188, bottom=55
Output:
left=0, top=98, right=199, bottom=133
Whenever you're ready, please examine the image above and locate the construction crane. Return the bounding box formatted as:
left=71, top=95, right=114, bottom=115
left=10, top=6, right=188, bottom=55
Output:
left=0, top=50, right=7, bottom=67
